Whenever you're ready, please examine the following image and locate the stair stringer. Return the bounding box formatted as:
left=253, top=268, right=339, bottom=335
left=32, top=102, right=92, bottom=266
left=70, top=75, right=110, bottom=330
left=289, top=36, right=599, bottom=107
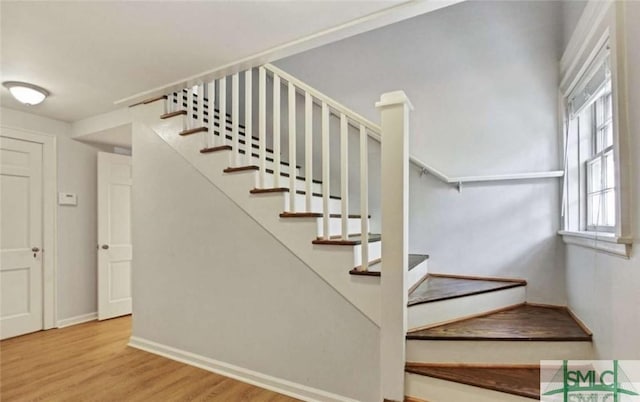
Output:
left=132, top=101, right=382, bottom=325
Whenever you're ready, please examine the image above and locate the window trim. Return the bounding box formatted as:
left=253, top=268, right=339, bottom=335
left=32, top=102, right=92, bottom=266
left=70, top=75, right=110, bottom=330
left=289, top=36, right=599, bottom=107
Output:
left=558, top=0, right=633, bottom=257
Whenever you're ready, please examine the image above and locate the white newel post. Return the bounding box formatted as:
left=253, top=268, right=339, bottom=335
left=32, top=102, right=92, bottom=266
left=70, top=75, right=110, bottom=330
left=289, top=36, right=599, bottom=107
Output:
left=376, top=91, right=412, bottom=402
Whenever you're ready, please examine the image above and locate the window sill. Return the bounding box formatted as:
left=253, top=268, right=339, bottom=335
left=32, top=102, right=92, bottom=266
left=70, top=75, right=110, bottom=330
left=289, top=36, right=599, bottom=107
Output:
left=558, top=230, right=633, bottom=258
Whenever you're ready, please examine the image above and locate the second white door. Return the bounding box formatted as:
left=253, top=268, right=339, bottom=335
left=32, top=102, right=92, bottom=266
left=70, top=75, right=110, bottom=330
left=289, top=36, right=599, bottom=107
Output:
left=97, top=152, right=132, bottom=320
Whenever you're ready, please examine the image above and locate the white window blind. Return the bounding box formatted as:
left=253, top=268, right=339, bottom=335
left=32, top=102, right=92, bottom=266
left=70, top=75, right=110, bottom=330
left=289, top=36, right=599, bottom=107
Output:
left=568, top=43, right=611, bottom=117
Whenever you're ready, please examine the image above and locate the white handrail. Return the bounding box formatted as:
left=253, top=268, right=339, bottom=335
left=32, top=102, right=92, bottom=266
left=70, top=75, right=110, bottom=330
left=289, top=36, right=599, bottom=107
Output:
left=411, top=154, right=564, bottom=186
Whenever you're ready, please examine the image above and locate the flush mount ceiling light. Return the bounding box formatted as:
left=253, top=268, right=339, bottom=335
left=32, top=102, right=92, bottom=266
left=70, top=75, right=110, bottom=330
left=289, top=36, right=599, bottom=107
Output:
left=2, top=81, right=49, bottom=105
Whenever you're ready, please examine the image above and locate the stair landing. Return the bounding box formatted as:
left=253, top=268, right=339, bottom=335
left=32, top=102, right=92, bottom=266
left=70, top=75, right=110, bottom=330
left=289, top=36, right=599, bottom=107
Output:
left=406, top=364, right=540, bottom=400
left=408, top=274, right=525, bottom=306
left=407, top=304, right=592, bottom=341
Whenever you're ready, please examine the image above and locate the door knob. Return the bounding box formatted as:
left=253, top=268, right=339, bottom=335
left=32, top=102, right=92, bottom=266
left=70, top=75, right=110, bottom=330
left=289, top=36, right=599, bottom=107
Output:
left=32, top=247, right=40, bottom=252
left=101, top=244, right=110, bottom=250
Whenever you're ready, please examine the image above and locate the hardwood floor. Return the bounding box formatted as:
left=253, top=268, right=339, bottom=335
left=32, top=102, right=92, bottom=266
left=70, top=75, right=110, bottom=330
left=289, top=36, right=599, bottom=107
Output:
left=0, top=316, right=298, bottom=401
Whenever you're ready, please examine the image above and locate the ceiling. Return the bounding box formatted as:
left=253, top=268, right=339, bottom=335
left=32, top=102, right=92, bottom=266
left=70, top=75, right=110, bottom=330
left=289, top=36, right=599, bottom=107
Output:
left=1, top=1, right=400, bottom=123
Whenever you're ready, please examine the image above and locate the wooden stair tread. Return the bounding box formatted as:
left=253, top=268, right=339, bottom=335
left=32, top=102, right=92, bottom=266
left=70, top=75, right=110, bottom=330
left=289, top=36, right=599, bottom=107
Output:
left=312, top=233, right=381, bottom=246
left=279, top=212, right=368, bottom=219
left=405, top=364, right=540, bottom=400
left=224, top=166, right=258, bottom=173
left=180, top=127, right=207, bottom=136
left=350, top=254, right=429, bottom=277
left=408, top=275, right=526, bottom=306
left=130, top=95, right=167, bottom=107
left=406, top=304, right=592, bottom=341
left=200, top=145, right=232, bottom=153
left=265, top=169, right=322, bottom=184
left=161, top=110, right=187, bottom=119
left=250, top=188, right=340, bottom=200
left=200, top=146, right=299, bottom=168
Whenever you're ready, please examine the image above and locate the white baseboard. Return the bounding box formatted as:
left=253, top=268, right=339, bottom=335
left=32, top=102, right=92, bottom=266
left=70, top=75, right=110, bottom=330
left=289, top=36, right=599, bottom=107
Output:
left=128, top=336, right=358, bottom=402
left=56, top=312, right=97, bottom=328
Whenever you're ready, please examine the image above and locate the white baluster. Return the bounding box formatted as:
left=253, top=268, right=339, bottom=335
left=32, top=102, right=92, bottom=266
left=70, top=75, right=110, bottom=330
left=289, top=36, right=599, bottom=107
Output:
left=186, top=86, right=193, bottom=130
left=259, top=67, right=266, bottom=188
left=288, top=82, right=297, bottom=212
left=197, top=84, right=205, bottom=148
left=232, top=73, right=239, bottom=166
left=360, top=124, right=369, bottom=271
left=322, top=102, right=330, bottom=239
left=169, top=92, right=175, bottom=113
left=340, top=114, right=349, bottom=240
left=244, top=70, right=253, bottom=166
left=218, top=77, right=227, bottom=146
left=273, top=74, right=281, bottom=188
left=207, top=81, right=216, bottom=146
left=197, top=83, right=204, bottom=128
left=305, top=92, right=313, bottom=212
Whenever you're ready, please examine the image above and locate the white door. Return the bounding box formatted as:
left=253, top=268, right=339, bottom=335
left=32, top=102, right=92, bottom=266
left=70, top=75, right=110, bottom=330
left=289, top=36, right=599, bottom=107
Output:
left=97, top=152, right=132, bottom=320
left=0, top=137, right=44, bottom=339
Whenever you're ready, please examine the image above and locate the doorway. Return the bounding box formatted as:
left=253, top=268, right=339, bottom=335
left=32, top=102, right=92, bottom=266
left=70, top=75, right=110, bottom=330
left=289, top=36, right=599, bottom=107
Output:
left=0, top=128, right=56, bottom=339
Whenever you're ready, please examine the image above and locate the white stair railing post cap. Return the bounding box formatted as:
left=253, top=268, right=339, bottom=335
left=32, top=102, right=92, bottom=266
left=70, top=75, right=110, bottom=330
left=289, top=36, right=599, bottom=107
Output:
left=375, top=90, right=414, bottom=111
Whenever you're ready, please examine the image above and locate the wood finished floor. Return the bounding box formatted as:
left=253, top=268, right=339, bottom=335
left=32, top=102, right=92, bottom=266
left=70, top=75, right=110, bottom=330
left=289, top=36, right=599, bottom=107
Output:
left=0, top=316, right=299, bottom=402
left=408, top=275, right=524, bottom=306
left=405, top=364, right=540, bottom=400
left=407, top=304, right=592, bottom=341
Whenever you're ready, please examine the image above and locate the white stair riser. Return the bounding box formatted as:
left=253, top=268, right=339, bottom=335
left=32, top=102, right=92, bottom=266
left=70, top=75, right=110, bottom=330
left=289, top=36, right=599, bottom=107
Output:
left=316, top=217, right=371, bottom=238
left=245, top=155, right=300, bottom=177
left=406, top=339, right=593, bottom=364
left=353, top=241, right=381, bottom=267
left=408, top=260, right=428, bottom=290
left=285, top=193, right=341, bottom=214
left=262, top=172, right=323, bottom=194
left=408, top=286, right=526, bottom=330
left=405, top=372, right=534, bottom=402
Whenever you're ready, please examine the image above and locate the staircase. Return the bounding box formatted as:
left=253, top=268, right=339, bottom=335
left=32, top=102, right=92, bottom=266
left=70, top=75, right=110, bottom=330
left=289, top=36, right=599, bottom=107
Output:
left=404, top=275, right=592, bottom=401
left=130, top=63, right=592, bottom=402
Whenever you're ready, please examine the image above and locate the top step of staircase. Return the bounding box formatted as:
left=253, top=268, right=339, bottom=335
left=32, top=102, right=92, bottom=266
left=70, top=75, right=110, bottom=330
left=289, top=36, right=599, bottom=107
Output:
left=407, top=303, right=592, bottom=341
left=408, top=274, right=526, bottom=306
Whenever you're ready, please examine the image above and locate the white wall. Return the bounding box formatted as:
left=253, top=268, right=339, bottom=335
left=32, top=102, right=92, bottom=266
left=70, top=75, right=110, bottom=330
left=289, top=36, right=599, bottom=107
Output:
left=565, top=1, right=640, bottom=359
left=131, top=120, right=380, bottom=401
left=0, top=107, right=102, bottom=322
left=275, top=1, right=567, bottom=303
left=561, top=1, right=588, bottom=49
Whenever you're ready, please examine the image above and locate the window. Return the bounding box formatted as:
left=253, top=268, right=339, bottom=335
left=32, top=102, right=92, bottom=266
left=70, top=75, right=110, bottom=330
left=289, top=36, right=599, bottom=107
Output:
left=558, top=2, right=632, bottom=257
left=585, top=84, right=615, bottom=232
left=564, top=42, right=615, bottom=235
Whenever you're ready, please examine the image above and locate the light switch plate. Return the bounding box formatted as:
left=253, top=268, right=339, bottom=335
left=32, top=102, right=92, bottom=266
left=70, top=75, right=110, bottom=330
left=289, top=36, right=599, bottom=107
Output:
left=58, top=192, right=77, bottom=206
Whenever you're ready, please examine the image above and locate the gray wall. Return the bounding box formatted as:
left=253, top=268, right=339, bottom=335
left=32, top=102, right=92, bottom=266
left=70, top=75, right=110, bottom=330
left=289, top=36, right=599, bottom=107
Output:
left=0, top=107, right=101, bottom=321
left=561, top=1, right=588, bottom=49
left=565, top=1, right=640, bottom=359
left=131, top=122, right=380, bottom=401
left=275, top=1, right=567, bottom=303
